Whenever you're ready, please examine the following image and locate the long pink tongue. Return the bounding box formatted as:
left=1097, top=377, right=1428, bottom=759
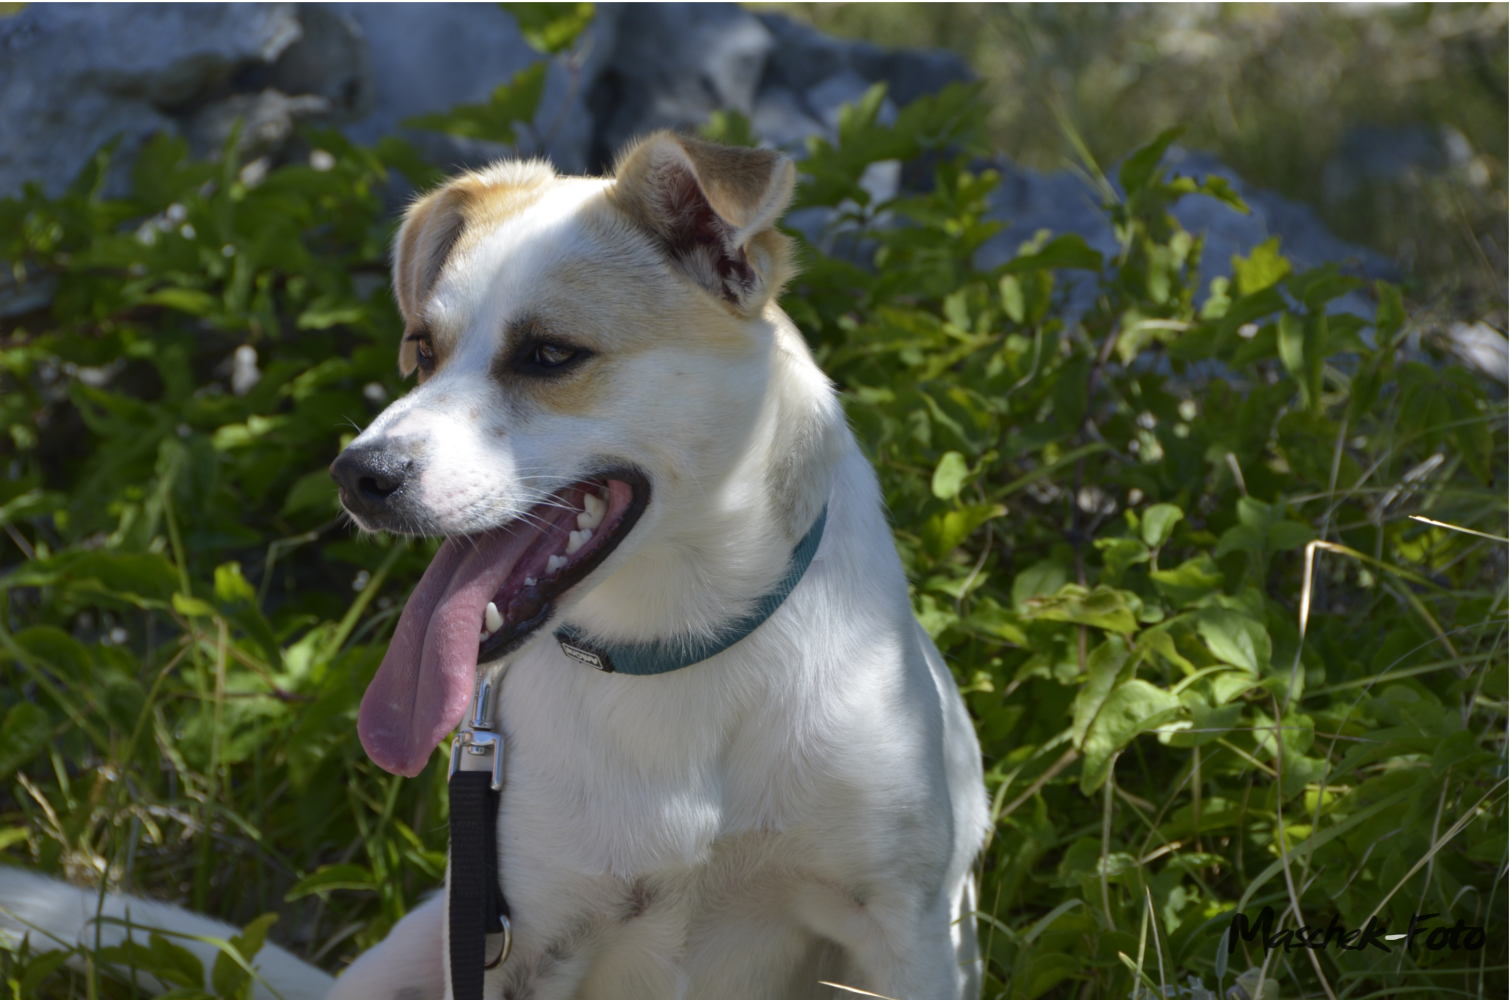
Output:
left=358, top=528, right=535, bottom=776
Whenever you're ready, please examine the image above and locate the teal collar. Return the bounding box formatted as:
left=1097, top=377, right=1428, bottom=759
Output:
left=553, top=505, right=828, bottom=675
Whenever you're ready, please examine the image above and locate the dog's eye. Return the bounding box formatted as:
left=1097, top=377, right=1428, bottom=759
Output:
left=500, top=329, right=591, bottom=380
left=408, top=334, right=436, bottom=377
left=532, top=343, right=579, bottom=368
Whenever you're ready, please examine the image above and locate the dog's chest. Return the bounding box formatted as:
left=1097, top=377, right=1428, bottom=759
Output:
left=497, top=664, right=827, bottom=876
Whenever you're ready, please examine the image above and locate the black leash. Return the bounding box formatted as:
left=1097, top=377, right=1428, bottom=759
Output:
left=448, top=680, right=510, bottom=1000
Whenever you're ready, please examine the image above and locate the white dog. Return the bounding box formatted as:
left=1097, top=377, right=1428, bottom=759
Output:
left=2, top=133, right=987, bottom=1000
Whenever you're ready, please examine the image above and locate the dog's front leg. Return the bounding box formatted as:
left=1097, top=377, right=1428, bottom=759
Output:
left=327, top=891, right=446, bottom=1000
left=792, top=886, right=968, bottom=1000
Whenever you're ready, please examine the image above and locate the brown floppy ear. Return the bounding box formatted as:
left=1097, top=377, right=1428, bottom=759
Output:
left=391, top=185, right=469, bottom=376
left=611, top=131, right=796, bottom=316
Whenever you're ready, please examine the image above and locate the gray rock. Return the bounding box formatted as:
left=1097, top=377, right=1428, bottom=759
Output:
left=847, top=42, right=973, bottom=107
left=241, top=5, right=373, bottom=125
left=806, top=69, right=896, bottom=132
left=185, top=89, right=331, bottom=161
left=0, top=0, right=1408, bottom=327
left=589, top=3, right=772, bottom=165
left=756, top=13, right=971, bottom=109
left=1322, top=124, right=1456, bottom=207
left=0, top=2, right=303, bottom=195
left=1441, top=321, right=1508, bottom=382
left=751, top=86, right=826, bottom=153
left=978, top=146, right=1397, bottom=324
left=332, top=1, right=615, bottom=175
left=975, top=161, right=1115, bottom=321
left=1167, top=147, right=1397, bottom=282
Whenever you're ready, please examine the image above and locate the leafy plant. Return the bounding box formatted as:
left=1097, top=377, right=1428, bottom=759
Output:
left=782, top=83, right=1507, bottom=1000
left=0, top=17, right=1504, bottom=1000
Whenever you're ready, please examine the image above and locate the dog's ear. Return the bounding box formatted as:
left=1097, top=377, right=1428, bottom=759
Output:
left=611, top=132, right=795, bottom=316
left=391, top=185, right=470, bottom=376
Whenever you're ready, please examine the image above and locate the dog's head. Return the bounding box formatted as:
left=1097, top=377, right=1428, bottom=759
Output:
left=335, top=133, right=823, bottom=776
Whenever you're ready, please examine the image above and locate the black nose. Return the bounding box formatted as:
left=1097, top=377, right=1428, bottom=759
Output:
left=331, top=446, right=414, bottom=518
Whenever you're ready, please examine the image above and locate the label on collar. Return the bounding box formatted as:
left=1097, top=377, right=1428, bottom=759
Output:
left=559, top=639, right=613, bottom=672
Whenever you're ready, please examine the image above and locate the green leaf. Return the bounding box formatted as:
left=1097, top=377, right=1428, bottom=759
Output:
left=3, top=551, right=179, bottom=607
left=1119, top=127, right=1184, bottom=197
left=1193, top=174, right=1250, bottom=214
left=1194, top=608, right=1271, bottom=675
left=999, top=234, right=1104, bottom=275
left=998, top=274, right=1025, bottom=324
left=208, top=914, right=274, bottom=999
left=1072, top=635, right=1132, bottom=746
left=1213, top=524, right=1265, bottom=559
left=13, top=626, right=93, bottom=682
left=1349, top=359, right=1385, bottom=423
left=931, top=451, right=970, bottom=499
left=19, top=951, right=72, bottom=999
left=1022, top=584, right=1141, bottom=634
left=145, top=934, right=206, bottom=990
left=1231, top=237, right=1291, bottom=297
left=1012, top=559, right=1068, bottom=613
left=501, top=2, right=595, bottom=54
left=962, top=598, right=1029, bottom=645
left=700, top=109, right=757, bottom=148
left=1094, top=536, right=1150, bottom=586
left=102, top=679, right=147, bottom=737
left=1211, top=672, right=1261, bottom=705
left=1235, top=497, right=1273, bottom=528
left=1141, top=628, right=1196, bottom=674
left=1265, top=520, right=1315, bottom=551
left=1002, top=269, right=1053, bottom=325
left=0, top=489, right=66, bottom=528
left=0, top=703, right=52, bottom=783
left=1149, top=556, right=1223, bottom=606
left=172, top=593, right=218, bottom=618
left=920, top=503, right=1003, bottom=558
left=230, top=913, right=277, bottom=964
left=1288, top=263, right=1362, bottom=312
left=295, top=302, right=365, bottom=330
left=214, top=562, right=257, bottom=605
left=283, top=864, right=378, bottom=901
left=1161, top=698, right=1242, bottom=748
left=281, top=468, right=341, bottom=516
left=1374, top=280, right=1406, bottom=345
left=1278, top=311, right=1325, bottom=410
left=1140, top=503, right=1184, bottom=548
left=141, top=288, right=221, bottom=316
left=1080, top=679, right=1182, bottom=792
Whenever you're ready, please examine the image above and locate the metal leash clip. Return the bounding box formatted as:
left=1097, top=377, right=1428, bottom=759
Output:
left=450, top=679, right=504, bottom=791
left=448, top=677, right=511, bottom=970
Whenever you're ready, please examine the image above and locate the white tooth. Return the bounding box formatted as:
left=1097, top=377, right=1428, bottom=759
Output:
left=567, top=528, right=592, bottom=554
left=547, top=554, right=566, bottom=575
left=479, top=630, right=490, bottom=641
left=578, top=494, right=606, bottom=529
left=525, top=577, right=537, bottom=587
left=485, top=601, right=504, bottom=634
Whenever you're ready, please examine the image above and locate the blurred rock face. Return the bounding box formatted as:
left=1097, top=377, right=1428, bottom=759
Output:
left=2, top=1, right=1433, bottom=343
left=0, top=2, right=972, bottom=193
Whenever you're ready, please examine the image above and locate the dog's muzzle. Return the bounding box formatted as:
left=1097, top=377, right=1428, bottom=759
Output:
left=330, top=440, right=429, bottom=530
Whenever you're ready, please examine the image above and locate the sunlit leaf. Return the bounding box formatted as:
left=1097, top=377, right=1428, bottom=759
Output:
left=501, top=2, right=594, bottom=54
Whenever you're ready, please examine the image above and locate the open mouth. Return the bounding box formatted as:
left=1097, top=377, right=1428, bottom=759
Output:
left=476, top=469, right=648, bottom=660
left=357, top=467, right=648, bottom=777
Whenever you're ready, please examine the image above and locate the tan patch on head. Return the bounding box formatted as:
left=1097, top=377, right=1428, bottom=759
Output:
left=391, top=160, right=557, bottom=376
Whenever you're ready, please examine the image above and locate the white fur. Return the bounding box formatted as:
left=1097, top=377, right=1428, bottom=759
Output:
left=2, top=153, right=988, bottom=1000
